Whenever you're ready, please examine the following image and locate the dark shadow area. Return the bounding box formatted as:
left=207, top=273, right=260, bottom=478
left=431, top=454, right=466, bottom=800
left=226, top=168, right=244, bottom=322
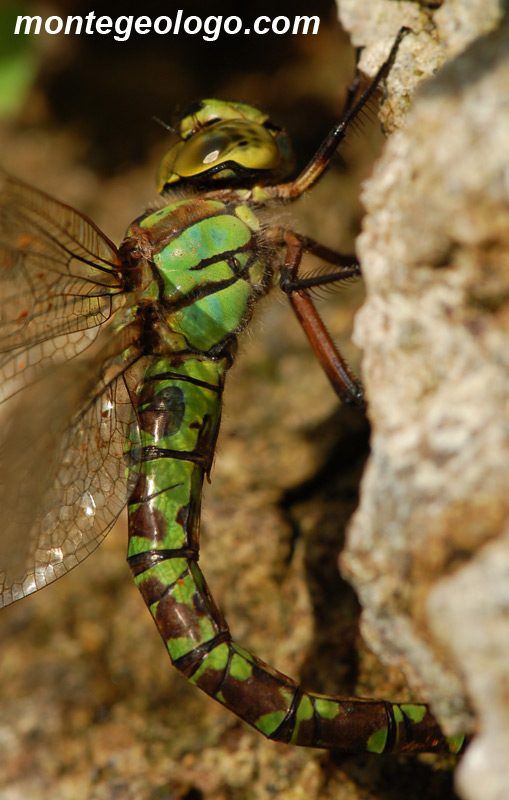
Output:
left=279, top=403, right=370, bottom=694
left=279, top=405, right=462, bottom=799
left=331, top=754, right=460, bottom=800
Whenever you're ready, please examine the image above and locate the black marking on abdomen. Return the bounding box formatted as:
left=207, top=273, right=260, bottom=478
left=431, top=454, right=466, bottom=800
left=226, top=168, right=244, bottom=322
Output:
left=134, top=445, right=209, bottom=467
left=128, top=548, right=199, bottom=576
left=146, top=371, right=222, bottom=393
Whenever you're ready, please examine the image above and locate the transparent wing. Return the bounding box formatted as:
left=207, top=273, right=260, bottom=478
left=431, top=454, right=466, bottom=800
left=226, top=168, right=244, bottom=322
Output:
left=0, top=172, right=142, bottom=607
left=0, top=170, right=125, bottom=402
left=0, top=350, right=143, bottom=608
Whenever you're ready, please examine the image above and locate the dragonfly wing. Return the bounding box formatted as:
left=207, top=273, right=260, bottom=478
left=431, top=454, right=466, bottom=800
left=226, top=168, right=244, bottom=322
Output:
left=0, top=171, right=141, bottom=607
left=0, top=170, right=125, bottom=400
left=0, top=346, right=141, bottom=608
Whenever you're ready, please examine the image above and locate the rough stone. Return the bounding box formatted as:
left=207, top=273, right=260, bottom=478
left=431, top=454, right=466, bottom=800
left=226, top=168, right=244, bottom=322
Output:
left=337, top=4, right=509, bottom=800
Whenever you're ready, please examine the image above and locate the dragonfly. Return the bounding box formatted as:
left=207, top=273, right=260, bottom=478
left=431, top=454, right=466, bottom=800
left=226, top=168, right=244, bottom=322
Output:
left=0, top=29, right=465, bottom=755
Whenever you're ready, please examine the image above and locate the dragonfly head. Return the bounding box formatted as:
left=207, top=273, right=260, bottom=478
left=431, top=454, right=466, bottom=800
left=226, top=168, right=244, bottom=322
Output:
left=156, top=99, right=294, bottom=193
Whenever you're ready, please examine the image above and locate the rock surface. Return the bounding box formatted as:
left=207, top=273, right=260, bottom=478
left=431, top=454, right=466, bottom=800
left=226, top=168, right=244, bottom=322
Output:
left=337, top=4, right=509, bottom=800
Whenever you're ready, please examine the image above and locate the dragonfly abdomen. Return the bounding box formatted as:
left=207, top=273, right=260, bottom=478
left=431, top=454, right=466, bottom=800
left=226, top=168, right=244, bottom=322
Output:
left=127, top=356, right=227, bottom=555
left=127, top=353, right=231, bottom=651
left=126, top=357, right=462, bottom=753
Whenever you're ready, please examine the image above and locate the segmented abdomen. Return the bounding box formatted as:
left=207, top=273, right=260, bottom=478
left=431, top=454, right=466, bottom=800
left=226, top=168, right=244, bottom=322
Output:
left=126, top=356, right=463, bottom=753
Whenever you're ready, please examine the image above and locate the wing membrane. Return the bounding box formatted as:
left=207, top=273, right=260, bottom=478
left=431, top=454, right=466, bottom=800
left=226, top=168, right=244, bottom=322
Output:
left=0, top=171, right=126, bottom=400
left=0, top=348, right=143, bottom=608
left=0, top=172, right=143, bottom=607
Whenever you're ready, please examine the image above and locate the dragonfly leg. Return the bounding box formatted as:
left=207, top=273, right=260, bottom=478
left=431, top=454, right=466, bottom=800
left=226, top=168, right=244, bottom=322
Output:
left=272, top=228, right=364, bottom=407
left=277, top=231, right=361, bottom=292
left=265, top=27, right=410, bottom=202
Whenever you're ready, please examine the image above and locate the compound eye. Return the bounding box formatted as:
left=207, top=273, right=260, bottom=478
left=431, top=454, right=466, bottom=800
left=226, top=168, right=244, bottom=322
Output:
left=179, top=120, right=280, bottom=174
left=184, top=121, right=280, bottom=173
left=156, top=117, right=285, bottom=191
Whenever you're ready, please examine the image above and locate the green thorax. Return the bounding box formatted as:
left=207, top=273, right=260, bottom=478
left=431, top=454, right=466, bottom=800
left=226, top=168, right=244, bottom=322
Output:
left=122, top=194, right=271, bottom=354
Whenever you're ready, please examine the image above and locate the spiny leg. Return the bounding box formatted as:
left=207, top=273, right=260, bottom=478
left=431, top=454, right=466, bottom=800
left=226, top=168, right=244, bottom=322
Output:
left=263, top=31, right=406, bottom=400
left=276, top=230, right=361, bottom=291
left=342, top=38, right=374, bottom=118
left=261, top=32, right=410, bottom=404
left=265, top=27, right=410, bottom=202
left=273, top=228, right=364, bottom=407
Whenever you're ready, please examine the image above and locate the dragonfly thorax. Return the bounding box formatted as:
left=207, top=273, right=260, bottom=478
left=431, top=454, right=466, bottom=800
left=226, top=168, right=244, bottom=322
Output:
left=122, top=195, right=272, bottom=355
